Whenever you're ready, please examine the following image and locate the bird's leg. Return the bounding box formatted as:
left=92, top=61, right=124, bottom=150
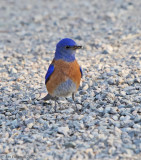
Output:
left=72, top=93, right=77, bottom=111
left=41, top=94, right=58, bottom=112
left=54, top=97, right=58, bottom=112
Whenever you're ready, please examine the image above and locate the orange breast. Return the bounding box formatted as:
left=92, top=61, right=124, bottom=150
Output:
left=46, top=59, right=81, bottom=95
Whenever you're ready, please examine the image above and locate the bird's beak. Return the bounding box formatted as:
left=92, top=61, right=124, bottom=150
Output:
left=72, top=45, right=83, bottom=50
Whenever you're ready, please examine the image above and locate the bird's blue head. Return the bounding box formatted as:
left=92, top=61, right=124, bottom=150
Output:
left=54, top=38, right=82, bottom=62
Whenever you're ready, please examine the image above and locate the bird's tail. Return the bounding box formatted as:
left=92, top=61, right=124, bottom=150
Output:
left=41, top=94, right=58, bottom=101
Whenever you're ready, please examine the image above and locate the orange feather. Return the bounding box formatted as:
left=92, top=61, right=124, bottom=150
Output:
left=46, top=59, right=81, bottom=95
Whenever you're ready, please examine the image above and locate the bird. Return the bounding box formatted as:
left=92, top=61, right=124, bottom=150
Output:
left=42, top=38, right=83, bottom=112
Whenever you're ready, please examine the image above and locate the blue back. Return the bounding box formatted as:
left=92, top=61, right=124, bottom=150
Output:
left=45, top=64, right=54, bottom=84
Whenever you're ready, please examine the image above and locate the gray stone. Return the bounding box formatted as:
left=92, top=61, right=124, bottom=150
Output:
left=57, top=126, right=69, bottom=136
left=133, top=124, right=140, bottom=129
left=11, top=119, right=20, bottom=129
left=112, top=115, right=119, bottom=121
left=24, top=118, right=35, bottom=126
left=10, top=68, right=17, bottom=74
left=108, top=78, right=116, bottom=85
left=102, top=50, right=109, bottom=54
left=83, top=84, right=89, bottom=91
left=64, top=142, right=76, bottom=148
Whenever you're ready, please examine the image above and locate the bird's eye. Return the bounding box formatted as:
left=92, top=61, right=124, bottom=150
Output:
left=65, top=46, right=70, bottom=49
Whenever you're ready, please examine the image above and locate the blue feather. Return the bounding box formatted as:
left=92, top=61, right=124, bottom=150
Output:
left=80, top=67, right=83, bottom=78
left=55, top=38, right=77, bottom=62
left=45, top=64, right=54, bottom=84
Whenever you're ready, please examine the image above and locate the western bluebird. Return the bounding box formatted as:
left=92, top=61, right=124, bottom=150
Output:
left=42, top=38, right=83, bottom=111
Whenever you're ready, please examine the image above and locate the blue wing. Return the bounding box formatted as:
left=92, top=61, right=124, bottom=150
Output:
left=45, top=64, right=54, bottom=84
left=80, top=67, right=83, bottom=78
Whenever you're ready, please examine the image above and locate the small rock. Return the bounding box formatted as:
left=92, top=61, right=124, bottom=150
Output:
left=77, top=104, right=82, bottom=110
left=102, top=50, right=109, bottom=54
left=108, top=78, right=116, bottom=85
left=133, top=124, right=140, bottom=129
left=57, top=126, right=69, bottom=136
left=27, top=123, right=34, bottom=128
left=11, top=119, right=20, bottom=128
left=33, top=15, right=43, bottom=23
left=3, top=146, right=9, bottom=154
left=64, top=142, right=76, bottom=148
left=16, top=149, right=24, bottom=157
left=10, top=68, right=17, bottom=74
left=24, top=118, right=35, bottom=126
left=108, top=147, right=116, bottom=154
left=109, top=108, right=117, bottom=114
left=98, top=107, right=104, bottom=113
left=79, top=90, right=87, bottom=95
left=83, top=84, right=89, bottom=91
left=112, top=115, right=118, bottom=121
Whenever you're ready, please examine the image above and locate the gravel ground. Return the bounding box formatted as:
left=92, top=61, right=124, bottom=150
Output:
left=0, top=0, right=141, bottom=159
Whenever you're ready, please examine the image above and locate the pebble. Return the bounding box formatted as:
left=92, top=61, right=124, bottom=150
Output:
left=109, top=108, right=117, bottom=114
left=133, top=124, right=140, bottom=129
left=77, top=104, right=82, bottom=110
left=112, top=115, right=118, bottom=121
left=79, top=90, right=87, bottom=95
left=16, top=149, right=24, bottom=157
left=83, top=84, right=89, bottom=91
left=57, top=126, right=69, bottom=136
left=64, top=142, right=76, bottom=148
left=102, top=50, right=109, bottom=54
left=10, top=68, right=17, bottom=74
left=107, top=78, right=116, bottom=85
left=24, top=118, right=35, bottom=126
left=11, top=119, right=19, bottom=129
